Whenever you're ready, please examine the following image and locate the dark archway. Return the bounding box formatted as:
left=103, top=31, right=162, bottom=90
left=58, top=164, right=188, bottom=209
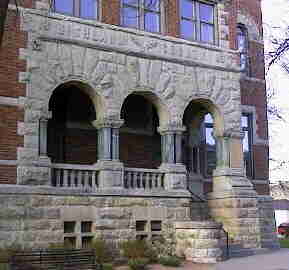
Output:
left=120, top=94, right=161, bottom=169
left=182, top=101, right=217, bottom=179
left=48, top=83, right=97, bottom=164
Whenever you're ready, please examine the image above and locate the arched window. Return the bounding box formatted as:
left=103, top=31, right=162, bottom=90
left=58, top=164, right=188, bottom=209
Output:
left=237, top=24, right=250, bottom=76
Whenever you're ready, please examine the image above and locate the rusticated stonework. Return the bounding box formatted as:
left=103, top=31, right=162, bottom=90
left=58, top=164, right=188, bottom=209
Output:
left=17, top=10, right=243, bottom=179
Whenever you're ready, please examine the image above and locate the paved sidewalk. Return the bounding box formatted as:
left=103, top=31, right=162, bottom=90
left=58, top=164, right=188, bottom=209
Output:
left=215, top=248, right=289, bottom=270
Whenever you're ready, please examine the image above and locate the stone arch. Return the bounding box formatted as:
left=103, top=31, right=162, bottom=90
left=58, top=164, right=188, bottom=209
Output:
left=182, top=98, right=224, bottom=137
left=120, top=90, right=171, bottom=127
left=47, top=80, right=105, bottom=122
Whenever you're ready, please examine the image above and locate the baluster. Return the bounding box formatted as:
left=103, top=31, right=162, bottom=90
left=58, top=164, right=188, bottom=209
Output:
left=133, top=172, right=138, bottom=188
left=91, top=171, right=97, bottom=190
left=157, top=173, right=162, bottom=188
left=63, top=169, right=68, bottom=187
left=161, top=173, right=164, bottom=188
left=124, top=171, right=128, bottom=188
left=70, top=170, right=75, bottom=187
left=77, top=170, right=82, bottom=187
left=145, top=173, right=150, bottom=190
left=140, top=172, right=145, bottom=189
left=84, top=171, right=89, bottom=190
left=129, top=172, right=133, bottom=188
left=56, top=169, right=61, bottom=187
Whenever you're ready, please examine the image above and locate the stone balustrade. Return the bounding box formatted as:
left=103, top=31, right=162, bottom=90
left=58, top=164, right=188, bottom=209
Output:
left=124, top=167, right=165, bottom=190
left=51, top=163, right=99, bottom=191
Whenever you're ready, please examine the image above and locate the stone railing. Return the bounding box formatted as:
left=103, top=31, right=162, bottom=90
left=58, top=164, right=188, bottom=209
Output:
left=124, top=168, right=165, bottom=190
left=51, top=164, right=99, bottom=191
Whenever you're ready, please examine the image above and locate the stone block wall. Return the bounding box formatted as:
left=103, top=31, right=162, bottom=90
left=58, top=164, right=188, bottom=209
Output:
left=0, top=188, right=201, bottom=250
left=257, top=196, right=280, bottom=250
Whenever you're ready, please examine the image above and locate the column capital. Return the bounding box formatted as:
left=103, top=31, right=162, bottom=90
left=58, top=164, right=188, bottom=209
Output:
left=158, top=124, right=186, bottom=135
left=92, top=118, right=124, bottom=129
left=216, top=130, right=245, bottom=140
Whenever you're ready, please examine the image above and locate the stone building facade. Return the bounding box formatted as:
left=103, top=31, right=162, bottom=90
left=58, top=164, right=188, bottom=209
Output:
left=0, top=0, right=279, bottom=261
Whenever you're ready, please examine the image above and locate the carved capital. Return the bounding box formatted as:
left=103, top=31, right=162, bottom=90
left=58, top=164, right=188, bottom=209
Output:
left=158, top=124, right=186, bottom=135
left=92, top=118, right=124, bottom=129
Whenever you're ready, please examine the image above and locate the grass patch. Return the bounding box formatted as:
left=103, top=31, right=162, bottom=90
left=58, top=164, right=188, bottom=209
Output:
left=279, top=238, right=289, bottom=248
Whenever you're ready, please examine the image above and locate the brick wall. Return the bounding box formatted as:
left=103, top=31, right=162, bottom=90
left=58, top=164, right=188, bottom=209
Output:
left=0, top=165, right=17, bottom=184
left=0, top=106, right=23, bottom=160
left=0, top=11, right=26, bottom=97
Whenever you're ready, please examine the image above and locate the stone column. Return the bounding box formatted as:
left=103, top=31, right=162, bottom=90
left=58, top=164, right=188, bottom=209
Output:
left=208, top=131, right=262, bottom=255
left=92, top=119, right=124, bottom=189
left=158, top=125, right=189, bottom=193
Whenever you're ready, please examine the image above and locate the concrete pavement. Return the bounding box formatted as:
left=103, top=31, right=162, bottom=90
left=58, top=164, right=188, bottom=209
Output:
left=181, top=249, right=289, bottom=270
left=215, top=248, right=289, bottom=270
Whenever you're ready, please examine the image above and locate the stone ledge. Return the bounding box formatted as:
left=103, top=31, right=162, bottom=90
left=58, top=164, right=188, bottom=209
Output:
left=0, top=184, right=192, bottom=198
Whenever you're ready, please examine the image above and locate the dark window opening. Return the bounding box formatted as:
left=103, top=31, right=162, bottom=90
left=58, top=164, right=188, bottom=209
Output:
left=64, top=221, right=76, bottom=233
left=81, top=221, right=92, bottom=233
left=151, top=221, right=162, bottom=231
left=64, top=237, right=76, bottom=248
left=136, top=220, right=147, bottom=231
left=82, top=236, right=93, bottom=248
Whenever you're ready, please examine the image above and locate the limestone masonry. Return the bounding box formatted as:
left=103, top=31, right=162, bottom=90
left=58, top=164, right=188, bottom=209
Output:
left=0, top=0, right=278, bottom=262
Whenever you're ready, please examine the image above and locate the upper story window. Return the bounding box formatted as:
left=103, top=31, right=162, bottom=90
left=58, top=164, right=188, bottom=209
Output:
left=121, top=0, right=161, bottom=33
left=53, top=0, right=99, bottom=20
left=237, top=24, right=250, bottom=76
left=180, top=0, right=215, bottom=44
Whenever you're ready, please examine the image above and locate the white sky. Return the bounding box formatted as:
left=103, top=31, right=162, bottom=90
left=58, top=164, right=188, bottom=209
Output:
left=262, top=0, right=289, bottom=182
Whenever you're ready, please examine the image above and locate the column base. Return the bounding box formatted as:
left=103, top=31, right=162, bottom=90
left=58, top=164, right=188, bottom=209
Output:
left=159, top=163, right=189, bottom=192
left=206, top=166, right=263, bottom=251
left=96, top=160, right=124, bottom=189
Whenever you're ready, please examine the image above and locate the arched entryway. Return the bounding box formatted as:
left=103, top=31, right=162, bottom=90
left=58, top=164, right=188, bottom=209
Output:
left=120, top=93, right=161, bottom=169
left=182, top=100, right=220, bottom=194
left=48, top=82, right=97, bottom=164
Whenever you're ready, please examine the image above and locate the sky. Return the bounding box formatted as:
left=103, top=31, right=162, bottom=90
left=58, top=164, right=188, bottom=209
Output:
left=261, top=0, right=289, bottom=182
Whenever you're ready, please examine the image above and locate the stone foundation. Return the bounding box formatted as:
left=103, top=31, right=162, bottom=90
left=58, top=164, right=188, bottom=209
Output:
left=175, top=221, right=223, bottom=263
left=0, top=185, right=204, bottom=249
left=257, top=195, right=280, bottom=250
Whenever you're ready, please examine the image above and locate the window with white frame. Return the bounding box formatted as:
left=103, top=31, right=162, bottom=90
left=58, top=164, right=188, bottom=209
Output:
left=121, top=0, right=161, bottom=33
left=180, top=0, right=215, bottom=44
left=53, top=0, right=99, bottom=20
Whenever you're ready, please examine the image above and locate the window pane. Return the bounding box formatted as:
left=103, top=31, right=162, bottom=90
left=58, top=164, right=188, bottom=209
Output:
left=145, top=0, right=159, bottom=11
left=206, top=127, right=215, bottom=146
left=181, top=20, right=196, bottom=40
left=54, top=0, right=73, bottom=15
left=201, top=23, right=214, bottom=43
left=145, top=12, right=160, bottom=32
left=199, top=3, right=213, bottom=23
left=122, top=6, right=139, bottom=28
left=181, top=0, right=194, bottom=19
left=242, top=115, right=248, bottom=128
left=80, top=0, right=97, bottom=19
left=81, top=221, right=92, bottom=233
left=123, top=0, right=139, bottom=6
left=64, top=221, right=76, bottom=233
left=205, top=113, right=213, bottom=124
left=243, top=130, right=249, bottom=152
